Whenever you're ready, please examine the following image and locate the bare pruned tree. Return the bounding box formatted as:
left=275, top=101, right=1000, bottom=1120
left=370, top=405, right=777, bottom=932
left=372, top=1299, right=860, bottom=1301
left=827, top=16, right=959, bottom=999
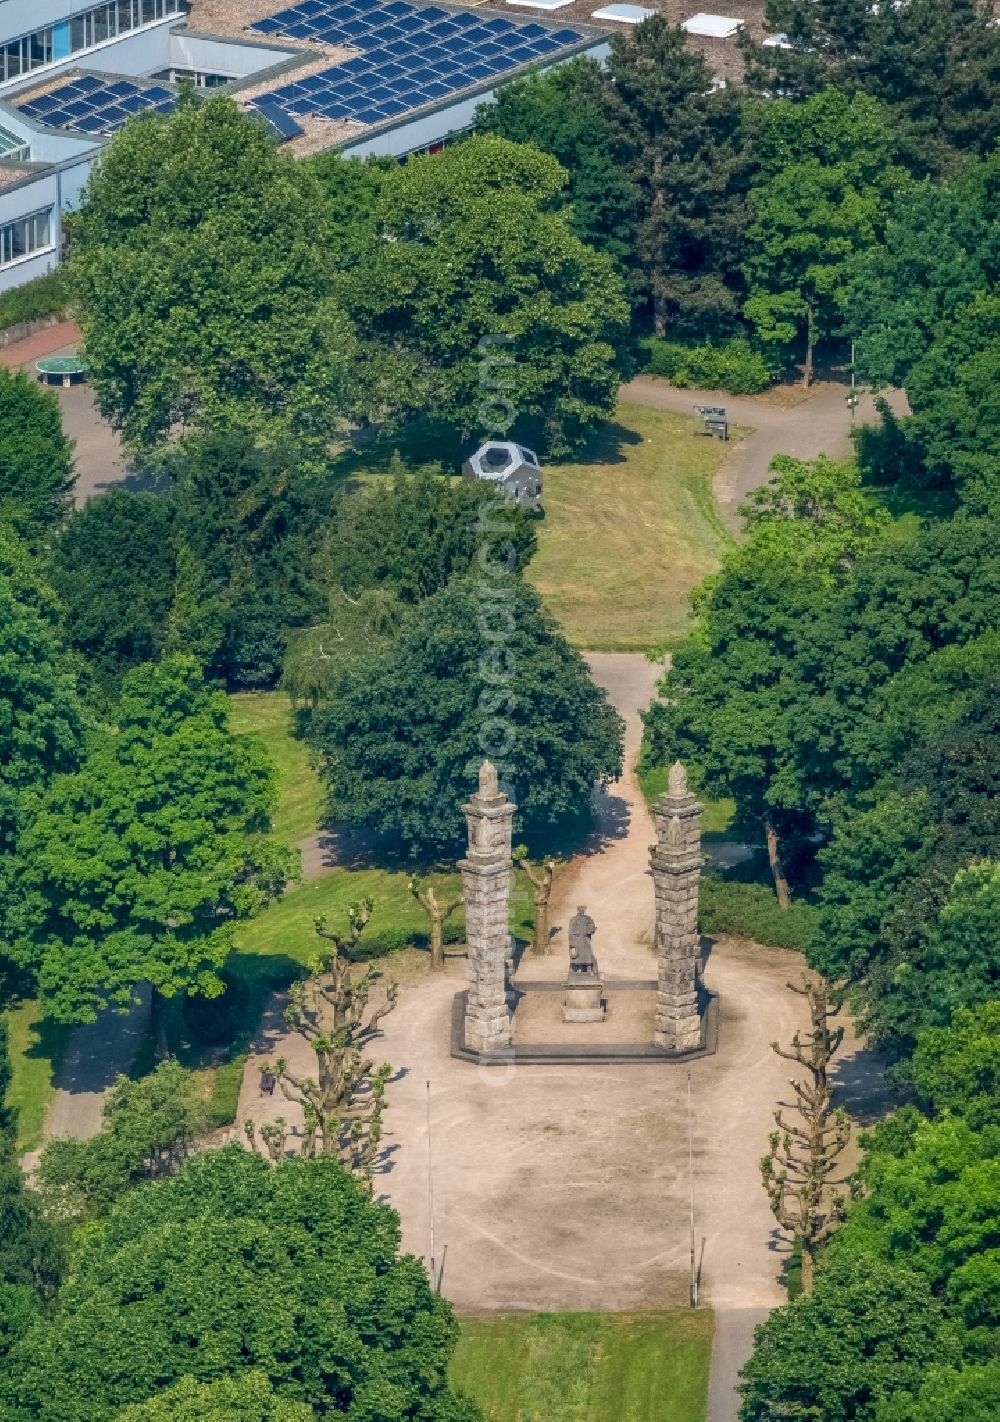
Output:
left=761, top=976, right=851, bottom=1294
left=261, top=906, right=398, bottom=1188
left=409, top=876, right=462, bottom=971
left=514, top=845, right=555, bottom=955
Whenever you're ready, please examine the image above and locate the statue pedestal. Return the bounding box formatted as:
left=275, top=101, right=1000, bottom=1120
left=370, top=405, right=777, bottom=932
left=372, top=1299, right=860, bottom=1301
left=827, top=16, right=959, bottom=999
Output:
left=562, top=975, right=606, bottom=1023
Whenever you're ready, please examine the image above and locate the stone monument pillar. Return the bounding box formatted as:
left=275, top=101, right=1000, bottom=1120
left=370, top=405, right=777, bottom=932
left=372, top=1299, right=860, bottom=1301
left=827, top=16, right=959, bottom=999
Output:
left=460, top=761, right=515, bottom=1054
left=650, top=761, right=704, bottom=1052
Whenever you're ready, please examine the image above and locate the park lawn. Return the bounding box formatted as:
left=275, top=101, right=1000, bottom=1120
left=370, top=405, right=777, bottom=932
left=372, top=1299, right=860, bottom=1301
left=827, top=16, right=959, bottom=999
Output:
left=229, top=692, right=324, bottom=846
left=636, top=763, right=737, bottom=842
left=452, top=1310, right=713, bottom=1422
left=5, top=999, right=68, bottom=1153
left=528, top=406, right=734, bottom=650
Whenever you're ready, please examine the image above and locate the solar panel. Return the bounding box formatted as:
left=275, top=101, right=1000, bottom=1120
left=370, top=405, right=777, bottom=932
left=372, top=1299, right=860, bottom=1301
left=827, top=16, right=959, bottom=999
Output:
left=256, top=100, right=305, bottom=139
left=249, top=0, right=586, bottom=131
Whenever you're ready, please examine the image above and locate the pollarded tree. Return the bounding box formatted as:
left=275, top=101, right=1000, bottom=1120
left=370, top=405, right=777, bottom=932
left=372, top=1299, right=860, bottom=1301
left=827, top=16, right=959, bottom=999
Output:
left=262, top=910, right=397, bottom=1181
left=11, top=654, right=295, bottom=1025
left=742, top=88, right=903, bottom=384
left=408, top=876, right=462, bottom=972
left=0, top=368, right=74, bottom=543
left=311, top=575, right=624, bottom=858
left=0, top=1147, right=483, bottom=1422
left=514, top=845, right=555, bottom=956
left=71, top=94, right=353, bottom=455
left=761, top=977, right=851, bottom=1294
left=339, top=135, right=631, bottom=456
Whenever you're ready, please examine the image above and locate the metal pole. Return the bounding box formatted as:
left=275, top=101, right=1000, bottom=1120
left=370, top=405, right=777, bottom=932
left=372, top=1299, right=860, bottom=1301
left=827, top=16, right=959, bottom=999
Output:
left=687, top=1070, right=697, bottom=1307
left=426, top=1080, right=437, bottom=1292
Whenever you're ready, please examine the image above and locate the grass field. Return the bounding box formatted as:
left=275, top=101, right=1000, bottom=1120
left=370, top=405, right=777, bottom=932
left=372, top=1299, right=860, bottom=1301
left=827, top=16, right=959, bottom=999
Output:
left=5, top=1000, right=68, bottom=1153
left=528, top=407, right=733, bottom=650
left=452, top=1311, right=713, bottom=1422
left=229, top=692, right=324, bottom=846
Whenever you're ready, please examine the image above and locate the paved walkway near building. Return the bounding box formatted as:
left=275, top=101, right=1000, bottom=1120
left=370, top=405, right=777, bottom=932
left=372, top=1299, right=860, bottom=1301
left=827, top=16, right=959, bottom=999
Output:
left=0, top=319, right=81, bottom=369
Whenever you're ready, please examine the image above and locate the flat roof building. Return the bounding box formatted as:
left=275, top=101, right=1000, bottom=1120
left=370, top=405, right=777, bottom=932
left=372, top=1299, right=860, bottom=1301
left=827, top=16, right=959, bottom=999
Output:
left=0, top=0, right=609, bottom=291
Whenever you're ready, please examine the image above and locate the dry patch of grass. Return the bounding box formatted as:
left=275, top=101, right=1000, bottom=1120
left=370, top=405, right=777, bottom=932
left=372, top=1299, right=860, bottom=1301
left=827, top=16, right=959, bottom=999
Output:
left=529, top=407, right=733, bottom=650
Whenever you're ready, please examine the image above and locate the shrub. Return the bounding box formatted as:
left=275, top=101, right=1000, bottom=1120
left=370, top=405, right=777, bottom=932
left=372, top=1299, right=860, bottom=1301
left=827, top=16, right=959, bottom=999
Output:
left=640, top=335, right=773, bottom=395
left=0, top=268, right=71, bottom=333
left=698, top=873, right=818, bottom=951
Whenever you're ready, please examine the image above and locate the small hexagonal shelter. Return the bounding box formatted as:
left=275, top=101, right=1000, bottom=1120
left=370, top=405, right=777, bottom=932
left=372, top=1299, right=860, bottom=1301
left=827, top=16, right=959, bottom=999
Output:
left=462, top=441, right=543, bottom=509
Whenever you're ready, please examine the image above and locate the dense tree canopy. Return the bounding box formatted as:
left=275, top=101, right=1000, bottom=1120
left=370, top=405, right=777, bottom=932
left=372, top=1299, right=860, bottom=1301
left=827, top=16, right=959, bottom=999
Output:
left=49, top=491, right=177, bottom=704
left=311, top=575, right=624, bottom=857
left=474, top=59, right=635, bottom=277
left=114, top=1373, right=315, bottom=1421
left=336, top=136, right=631, bottom=455
left=10, top=656, right=293, bottom=1022
left=748, top=0, right=1000, bottom=176
left=601, top=18, right=749, bottom=338
left=1, top=1148, right=481, bottom=1422
left=72, top=96, right=353, bottom=455
left=643, top=455, right=884, bottom=899
left=742, top=89, right=902, bottom=381
left=0, top=370, right=74, bottom=543
left=321, top=469, right=537, bottom=605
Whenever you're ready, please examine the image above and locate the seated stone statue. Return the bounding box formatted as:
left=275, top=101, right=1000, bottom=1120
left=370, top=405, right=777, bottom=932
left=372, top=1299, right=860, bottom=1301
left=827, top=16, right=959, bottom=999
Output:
left=568, top=906, right=599, bottom=977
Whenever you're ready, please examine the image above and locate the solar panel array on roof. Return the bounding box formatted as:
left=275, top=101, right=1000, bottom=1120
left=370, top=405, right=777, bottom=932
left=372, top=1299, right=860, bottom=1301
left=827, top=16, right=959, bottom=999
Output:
left=16, top=76, right=175, bottom=134
left=249, top=0, right=584, bottom=128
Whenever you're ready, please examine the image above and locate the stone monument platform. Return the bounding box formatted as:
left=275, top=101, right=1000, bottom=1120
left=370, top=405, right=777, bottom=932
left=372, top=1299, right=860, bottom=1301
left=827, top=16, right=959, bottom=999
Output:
left=450, top=982, right=717, bottom=1066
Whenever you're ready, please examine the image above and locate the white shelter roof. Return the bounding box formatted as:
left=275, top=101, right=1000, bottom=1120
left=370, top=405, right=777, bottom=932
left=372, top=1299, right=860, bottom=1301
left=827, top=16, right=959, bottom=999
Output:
left=682, top=13, right=744, bottom=38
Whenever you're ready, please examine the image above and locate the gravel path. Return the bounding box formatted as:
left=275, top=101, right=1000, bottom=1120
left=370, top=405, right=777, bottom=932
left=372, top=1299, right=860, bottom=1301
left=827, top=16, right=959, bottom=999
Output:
left=621, top=375, right=909, bottom=530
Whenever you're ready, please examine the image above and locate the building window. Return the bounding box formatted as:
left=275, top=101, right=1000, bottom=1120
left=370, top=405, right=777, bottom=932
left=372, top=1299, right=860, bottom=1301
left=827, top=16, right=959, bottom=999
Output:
left=153, top=67, right=231, bottom=88
left=0, top=0, right=183, bottom=83
left=0, top=209, right=53, bottom=268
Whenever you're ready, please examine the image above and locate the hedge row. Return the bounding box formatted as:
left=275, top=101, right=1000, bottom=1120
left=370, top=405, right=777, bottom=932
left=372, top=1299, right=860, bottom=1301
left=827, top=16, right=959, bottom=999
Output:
left=698, top=874, right=819, bottom=952
left=0, top=267, right=72, bottom=334
left=640, top=335, right=773, bottom=395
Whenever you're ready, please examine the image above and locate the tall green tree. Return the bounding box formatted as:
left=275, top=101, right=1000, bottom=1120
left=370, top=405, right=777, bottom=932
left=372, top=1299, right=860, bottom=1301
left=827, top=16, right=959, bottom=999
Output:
left=38, top=1060, right=206, bottom=1221
left=72, top=95, right=353, bottom=455
left=643, top=455, right=884, bottom=903
left=322, top=468, right=536, bottom=606
left=903, top=293, right=1000, bottom=509
left=0, top=369, right=74, bottom=543
left=846, top=148, right=1000, bottom=387
left=311, top=575, right=624, bottom=858
left=338, top=136, right=630, bottom=456
left=739, top=1254, right=955, bottom=1422
left=742, top=88, right=902, bottom=383
left=474, top=59, right=635, bottom=277
left=910, top=1001, right=1000, bottom=1131
left=599, top=17, right=749, bottom=337
left=1, top=1148, right=482, bottom=1421
left=0, top=1015, right=66, bottom=1318
left=11, top=655, right=294, bottom=1024
left=48, top=490, right=178, bottom=705
left=0, top=571, right=85, bottom=983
